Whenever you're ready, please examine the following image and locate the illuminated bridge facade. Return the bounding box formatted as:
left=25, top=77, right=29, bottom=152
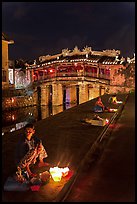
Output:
left=27, top=46, right=130, bottom=106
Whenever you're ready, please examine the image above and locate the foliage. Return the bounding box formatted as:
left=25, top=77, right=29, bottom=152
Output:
left=118, top=62, right=135, bottom=87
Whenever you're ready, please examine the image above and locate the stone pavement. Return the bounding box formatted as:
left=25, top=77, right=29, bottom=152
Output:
left=64, top=92, right=135, bottom=202
left=2, top=93, right=127, bottom=202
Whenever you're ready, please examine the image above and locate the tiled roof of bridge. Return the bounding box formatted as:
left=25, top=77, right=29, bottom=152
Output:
left=98, top=56, right=116, bottom=63
left=38, top=54, right=121, bottom=65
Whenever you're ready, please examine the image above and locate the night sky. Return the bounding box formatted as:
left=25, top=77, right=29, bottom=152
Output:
left=2, top=2, right=135, bottom=61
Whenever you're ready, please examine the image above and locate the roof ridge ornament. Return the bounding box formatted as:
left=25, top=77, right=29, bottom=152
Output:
left=72, top=46, right=80, bottom=54
left=103, top=49, right=120, bottom=56
left=62, top=48, right=71, bottom=56
left=82, top=46, right=92, bottom=53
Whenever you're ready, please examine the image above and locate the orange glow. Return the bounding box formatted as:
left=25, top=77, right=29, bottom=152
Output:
left=49, top=166, right=70, bottom=182
left=12, top=115, right=15, bottom=120
left=11, top=98, right=14, bottom=103
left=61, top=167, right=69, bottom=177
left=105, top=118, right=109, bottom=124
left=109, top=108, right=118, bottom=112
left=116, top=101, right=123, bottom=104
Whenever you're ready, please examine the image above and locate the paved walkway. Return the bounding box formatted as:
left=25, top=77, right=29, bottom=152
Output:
left=2, top=93, right=128, bottom=202
left=64, top=92, right=135, bottom=202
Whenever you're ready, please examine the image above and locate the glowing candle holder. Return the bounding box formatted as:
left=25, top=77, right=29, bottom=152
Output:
left=105, top=118, right=109, bottom=124
left=49, top=167, right=70, bottom=182
left=109, top=108, right=118, bottom=112
left=61, top=167, right=69, bottom=177
left=116, top=101, right=123, bottom=104
left=49, top=167, right=62, bottom=182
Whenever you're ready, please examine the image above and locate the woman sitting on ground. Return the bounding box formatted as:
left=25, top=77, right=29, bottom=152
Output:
left=15, top=123, right=49, bottom=180
left=94, top=97, right=105, bottom=112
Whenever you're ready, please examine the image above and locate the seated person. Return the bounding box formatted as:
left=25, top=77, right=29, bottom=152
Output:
left=94, top=97, right=105, bottom=112
left=108, top=94, right=117, bottom=104
left=15, top=123, right=49, bottom=180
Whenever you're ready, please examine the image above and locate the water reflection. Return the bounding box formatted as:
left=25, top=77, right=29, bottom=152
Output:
left=2, top=103, right=77, bottom=135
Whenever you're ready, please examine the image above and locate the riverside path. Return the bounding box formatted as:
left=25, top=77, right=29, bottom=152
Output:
left=2, top=92, right=133, bottom=202
left=63, top=92, right=135, bottom=202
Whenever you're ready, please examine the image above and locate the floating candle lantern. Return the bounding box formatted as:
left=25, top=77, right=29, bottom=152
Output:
left=109, top=108, right=118, bottom=112
left=61, top=167, right=69, bottom=177
left=116, top=101, right=122, bottom=104
left=105, top=118, right=109, bottom=124
left=49, top=166, right=69, bottom=182
left=49, top=167, right=62, bottom=182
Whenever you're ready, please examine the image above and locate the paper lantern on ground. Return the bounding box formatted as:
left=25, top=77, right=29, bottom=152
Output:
left=49, top=167, right=62, bottom=182
left=49, top=167, right=70, bottom=182
left=61, top=167, right=69, bottom=177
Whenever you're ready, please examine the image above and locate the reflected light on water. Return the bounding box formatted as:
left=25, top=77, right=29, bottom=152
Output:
left=2, top=103, right=77, bottom=135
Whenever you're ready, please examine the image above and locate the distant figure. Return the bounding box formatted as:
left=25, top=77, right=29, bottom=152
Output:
left=15, top=123, right=49, bottom=180
left=108, top=94, right=117, bottom=104
left=94, top=97, right=105, bottom=112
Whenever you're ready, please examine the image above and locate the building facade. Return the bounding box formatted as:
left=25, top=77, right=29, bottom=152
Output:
left=2, top=33, right=14, bottom=89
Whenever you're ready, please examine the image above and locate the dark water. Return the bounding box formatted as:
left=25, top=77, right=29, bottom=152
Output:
left=2, top=103, right=77, bottom=135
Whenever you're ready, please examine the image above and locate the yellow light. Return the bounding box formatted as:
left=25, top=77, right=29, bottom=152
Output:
left=49, top=166, right=70, bottom=182
left=106, top=118, right=109, bottom=124
left=11, top=98, right=14, bottom=103
left=61, top=167, right=69, bottom=177
left=109, top=108, right=117, bottom=112
left=116, top=101, right=122, bottom=104
left=49, top=167, right=62, bottom=182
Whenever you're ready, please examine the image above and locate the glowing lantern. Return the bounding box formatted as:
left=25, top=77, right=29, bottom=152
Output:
left=61, top=167, right=69, bottom=177
left=49, top=167, right=70, bottom=182
left=49, top=167, right=62, bottom=182
left=116, top=101, right=122, bottom=104
left=49, top=69, right=53, bottom=73
left=105, top=118, right=109, bottom=124
left=109, top=108, right=118, bottom=112
left=11, top=98, right=14, bottom=103
left=12, top=115, right=15, bottom=120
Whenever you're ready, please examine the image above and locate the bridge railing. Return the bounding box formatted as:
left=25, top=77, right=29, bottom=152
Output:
left=34, top=72, right=110, bottom=82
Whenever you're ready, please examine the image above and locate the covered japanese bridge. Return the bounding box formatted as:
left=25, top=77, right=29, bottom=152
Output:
left=27, top=46, right=129, bottom=106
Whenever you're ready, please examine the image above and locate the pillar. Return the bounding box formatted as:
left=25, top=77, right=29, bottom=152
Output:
left=32, top=88, right=38, bottom=105
left=70, top=86, right=77, bottom=103
left=52, top=83, right=63, bottom=106
left=41, top=85, right=50, bottom=106
left=88, top=84, right=94, bottom=100
left=91, top=83, right=100, bottom=99
left=79, top=83, right=88, bottom=104
left=40, top=106, right=50, bottom=119
left=100, top=86, right=105, bottom=95
left=52, top=106, right=63, bottom=115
